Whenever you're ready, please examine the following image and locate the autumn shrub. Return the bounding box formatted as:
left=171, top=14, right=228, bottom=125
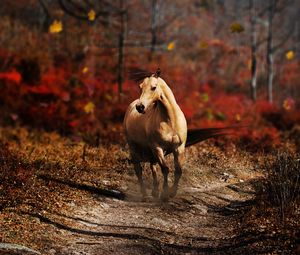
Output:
left=261, top=152, right=300, bottom=223
left=279, top=61, right=300, bottom=104
left=0, top=62, right=295, bottom=149
left=234, top=99, right=300, bottom=151
left=288, top=126, right=300, bottom=152
left=0, top=39, right=298, bottom=147
left=0, top=57, right=130, bottom=142
left=0, top=49, right=16, bottom=71
left=241, top=151, right=300, bottom=254
left=16, top=57, right=41, bottom=84
left=182, top=91, right=283, bottom=151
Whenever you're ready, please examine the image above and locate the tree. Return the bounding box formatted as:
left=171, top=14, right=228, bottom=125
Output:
left=250, top=0, right=257, bottom=101
left=117, top=0, right=127, bottom=100
left=265, top=0, right=297, bottom=103
left=246, top=0, right=298, bottom=103
left=56, top=0, right=128, bottom=99
left=149, top=0, right=160, bottom=60
left=266, top=0, right=275, bottom=103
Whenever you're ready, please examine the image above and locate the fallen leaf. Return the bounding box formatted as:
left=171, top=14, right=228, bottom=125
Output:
left=230, top=22, right=244, bottom=33
left=49, top=20, right=63, bottom=34
left=84, top=101, right=95, bottom=114
left=167, top=42, right=175, bottom=51
left=88, top=9, right=96, bottom=21
left=82, top=67, right=89, bottom=74
left=199, top=40, right=208, bottom=49
left=285, top=50, right=294, bottom=60
left=283, top=98, right=295, bottom=111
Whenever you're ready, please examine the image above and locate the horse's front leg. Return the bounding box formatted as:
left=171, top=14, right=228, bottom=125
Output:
left=133, top=162, right=147, bottom=199
left=170, top=150, right=184, bottom=198
left=150, top=163, right=159, bottom=198
left=154, top=147, right=169, bottom=201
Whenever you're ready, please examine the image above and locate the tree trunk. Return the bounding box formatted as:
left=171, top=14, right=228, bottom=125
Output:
left=149, top=0, right=159, bottom=61
left=296, top=18, right=300, bottom=58
left=266, top=0, right=275, bottom=103
left=37, top=0, right=51, bottom=32
left=117, top=33, right=124, bottom=100
left=250, top=0, right=257, bottom=101
left=117, top=0, right=126, bottom=101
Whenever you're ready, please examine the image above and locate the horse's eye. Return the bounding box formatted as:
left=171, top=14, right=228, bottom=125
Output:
left=151, top=86, right=156, bottom=91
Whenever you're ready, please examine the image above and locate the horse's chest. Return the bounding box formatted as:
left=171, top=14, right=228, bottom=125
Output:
left=147, top=122, right=177, bottom=145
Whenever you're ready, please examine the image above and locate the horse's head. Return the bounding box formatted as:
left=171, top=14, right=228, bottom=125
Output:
left=136, top=69, right=163, bottom=114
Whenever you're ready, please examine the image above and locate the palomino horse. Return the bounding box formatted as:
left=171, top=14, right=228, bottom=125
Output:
left=124, top=68, right=236, bottom=201
left=124, top=68, right=187, bottom=201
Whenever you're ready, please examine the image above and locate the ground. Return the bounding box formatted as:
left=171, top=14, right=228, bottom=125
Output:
left=0, top=127, right=294, bottom=254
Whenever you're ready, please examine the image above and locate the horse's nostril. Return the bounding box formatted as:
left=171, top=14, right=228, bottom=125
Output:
left=136, top=103, right=145, bottom=113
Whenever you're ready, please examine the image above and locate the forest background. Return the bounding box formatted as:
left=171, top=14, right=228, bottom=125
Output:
left=0, top=0, right=299, bottom=149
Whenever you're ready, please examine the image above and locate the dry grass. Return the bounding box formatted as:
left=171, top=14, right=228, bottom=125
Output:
left=264, top=152, right=300, bottom=222
left=240, top=151, right=300, bottom=254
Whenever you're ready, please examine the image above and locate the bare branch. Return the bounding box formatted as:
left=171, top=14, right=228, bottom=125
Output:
left=257, top=0, right=293, bottom=17
left=258, top=6, right=269, bottom=17
left=37, top=0, right=51, bottom=19
left=273, top=13, right=297, bottom=51
left=82, top=0, right=93, bottom=9
left=274, top=0, right=294, bottom=13
left=68, top=0, right=87, bottom=13
left=58, top=0, right=116, bottom=21
left=157, top=12, right=183, bottom=32
left=58, top=0, right=88, bottom=20
left=257, top=37, right=268, bottom=47
left=100, top=0, right=122, bottom=12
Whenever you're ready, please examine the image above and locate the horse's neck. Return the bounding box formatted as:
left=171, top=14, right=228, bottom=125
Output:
left=159, top=82, right=180, bottom=128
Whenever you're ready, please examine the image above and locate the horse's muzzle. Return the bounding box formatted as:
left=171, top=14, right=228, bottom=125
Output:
left=136, top=103, right=145, bottom=114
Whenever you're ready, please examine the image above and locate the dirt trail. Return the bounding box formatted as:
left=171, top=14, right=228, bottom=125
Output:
left=22, top=169, right=258, bottom=255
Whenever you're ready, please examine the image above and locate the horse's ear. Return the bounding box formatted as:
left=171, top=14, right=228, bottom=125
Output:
left=154, top=68, right=161, bottom=78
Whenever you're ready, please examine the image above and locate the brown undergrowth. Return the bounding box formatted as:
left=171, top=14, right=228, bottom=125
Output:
left=0, top=125, right=299, bottom=254
left=0, top=126, right=129, bottom=211
left=239, top=150, right=300, bottom=254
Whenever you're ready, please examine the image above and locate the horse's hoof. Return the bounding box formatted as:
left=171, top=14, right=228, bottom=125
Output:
left=160, top=196, right=169, bottom=202
left=139, top=190, right=147, bottom=201
left=169, top=187, right=178, bottom=198
left=151, top=189, right=159, bottom=198
left=160, top=193, right=169, bottom=202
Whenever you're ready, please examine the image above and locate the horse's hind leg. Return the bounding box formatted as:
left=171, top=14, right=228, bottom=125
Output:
left=150, top=164, right=159, bottom=198
left=133, top=163, right=147, bottom=199
left=170, top=150, right=184, bottom=198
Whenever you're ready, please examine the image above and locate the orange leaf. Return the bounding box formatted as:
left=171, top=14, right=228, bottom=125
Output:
left=285, top=50, right=294, bottom=60
left=167, top=42, right=175, bottom=51
left=84, top=101, right=95, bottom=114
left=88, top=9, right=96, bottom=21
left=49, top=20, right=63, bottom=34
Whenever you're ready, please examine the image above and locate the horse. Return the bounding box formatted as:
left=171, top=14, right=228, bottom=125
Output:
left=124, top=68, right=236, bottom=201
left=124, top=68, right=187, bottom=201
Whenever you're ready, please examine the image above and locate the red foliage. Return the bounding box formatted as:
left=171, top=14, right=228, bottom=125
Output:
left=0, top=41, right=298, bottom=149
left=255, top=100, right=279, bottom=115
left=0, top=70, right=21, bottom=83
left=279, top=61, right=300, bottom=88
